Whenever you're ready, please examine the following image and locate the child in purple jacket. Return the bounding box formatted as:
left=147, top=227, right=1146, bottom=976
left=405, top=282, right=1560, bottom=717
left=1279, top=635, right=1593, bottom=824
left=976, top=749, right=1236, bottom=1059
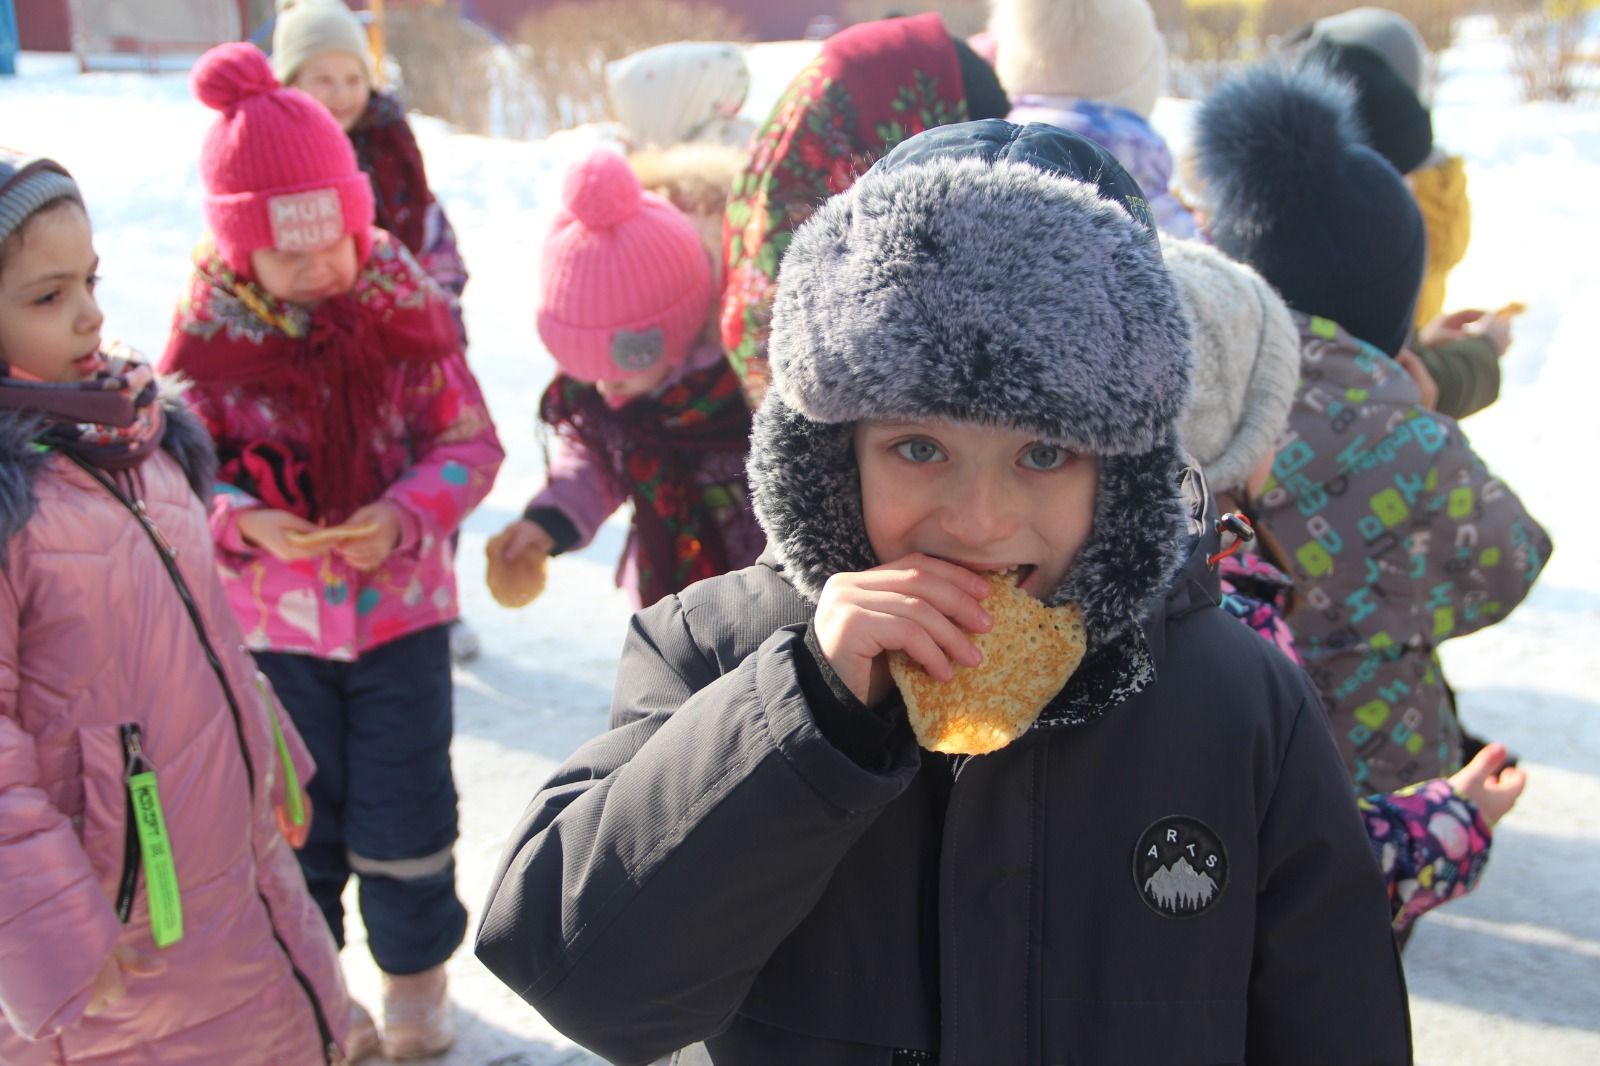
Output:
left=492, top=149, right=761, bottom=610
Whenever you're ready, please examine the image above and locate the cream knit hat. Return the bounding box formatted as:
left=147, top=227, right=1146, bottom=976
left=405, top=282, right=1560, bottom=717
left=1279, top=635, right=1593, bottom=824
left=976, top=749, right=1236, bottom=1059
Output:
left=271, top=0, right=373, bottom=87
left=989, top=0, right=1167, bottom=118
left=1165, top=238, right=1301, bottom=494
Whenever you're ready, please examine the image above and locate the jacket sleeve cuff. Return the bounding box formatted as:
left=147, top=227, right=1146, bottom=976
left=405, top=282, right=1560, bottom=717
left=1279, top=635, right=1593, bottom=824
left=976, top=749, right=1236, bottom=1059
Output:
left=795, top=624, right=909, bottom=770
left=524, top=506, right=582, bottom=556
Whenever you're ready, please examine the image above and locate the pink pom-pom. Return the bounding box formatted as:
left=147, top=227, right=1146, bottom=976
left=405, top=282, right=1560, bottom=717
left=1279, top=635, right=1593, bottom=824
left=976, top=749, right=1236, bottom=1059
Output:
left=561, top=149, right=641, bottom=229
left=191, top=41, right=280, bottom=113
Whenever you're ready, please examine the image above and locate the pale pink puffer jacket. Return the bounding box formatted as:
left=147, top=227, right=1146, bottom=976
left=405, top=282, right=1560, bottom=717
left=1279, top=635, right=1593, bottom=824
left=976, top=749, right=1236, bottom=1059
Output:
left=0, top=402, right=351, bottom=1065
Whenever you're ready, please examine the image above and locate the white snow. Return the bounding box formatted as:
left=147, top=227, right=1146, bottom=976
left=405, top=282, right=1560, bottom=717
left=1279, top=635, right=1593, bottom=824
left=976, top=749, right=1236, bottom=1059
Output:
left=3, top=15, right=1596, bottom=1062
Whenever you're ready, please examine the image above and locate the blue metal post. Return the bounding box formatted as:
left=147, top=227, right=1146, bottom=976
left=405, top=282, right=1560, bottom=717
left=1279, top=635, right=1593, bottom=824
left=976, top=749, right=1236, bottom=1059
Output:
left=0, top=0, right=19, bottom=77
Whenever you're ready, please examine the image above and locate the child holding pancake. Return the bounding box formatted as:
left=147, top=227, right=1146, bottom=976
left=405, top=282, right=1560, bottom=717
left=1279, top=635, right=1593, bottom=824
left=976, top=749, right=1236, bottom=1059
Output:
left=477, top=120, right=1410, bottom=1064
left=160, top=43, right=503, bottom=1059
left=487, top=148, right=760, bottom=612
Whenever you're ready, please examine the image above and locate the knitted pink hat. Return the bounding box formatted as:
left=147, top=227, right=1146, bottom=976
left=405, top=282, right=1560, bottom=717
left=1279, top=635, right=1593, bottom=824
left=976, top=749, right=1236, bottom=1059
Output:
left=537, top=148, right=712, bottom=383
left=192, top=42, right=374, bottom=275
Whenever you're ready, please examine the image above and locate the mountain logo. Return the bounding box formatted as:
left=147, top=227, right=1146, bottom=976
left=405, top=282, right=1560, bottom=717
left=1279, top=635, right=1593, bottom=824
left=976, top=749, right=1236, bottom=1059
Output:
left=1133, top=815, right=1228, bottom=919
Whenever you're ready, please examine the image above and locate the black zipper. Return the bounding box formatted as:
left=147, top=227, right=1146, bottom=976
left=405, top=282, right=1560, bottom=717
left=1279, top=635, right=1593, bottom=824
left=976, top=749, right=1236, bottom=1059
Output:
left=72, top=459, right=339, bottom=1063
left=114, top=723, right=147, bottom=923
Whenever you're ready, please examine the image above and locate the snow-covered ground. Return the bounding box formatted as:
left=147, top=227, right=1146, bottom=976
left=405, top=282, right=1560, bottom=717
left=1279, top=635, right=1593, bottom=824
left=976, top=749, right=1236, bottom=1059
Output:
left=3, top=14, right=1597, bottom=1063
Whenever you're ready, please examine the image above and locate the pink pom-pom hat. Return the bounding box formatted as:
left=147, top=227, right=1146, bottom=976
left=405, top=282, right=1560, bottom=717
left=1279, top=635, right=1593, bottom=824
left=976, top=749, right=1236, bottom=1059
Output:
left=536, top=148, right=712, bottom=383
left=191, top=41, right=374, bottom=275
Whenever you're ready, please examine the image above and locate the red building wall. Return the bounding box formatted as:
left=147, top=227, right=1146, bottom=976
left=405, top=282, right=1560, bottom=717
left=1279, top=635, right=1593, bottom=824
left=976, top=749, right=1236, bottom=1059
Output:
left=15, top=0, right=72, bottom=51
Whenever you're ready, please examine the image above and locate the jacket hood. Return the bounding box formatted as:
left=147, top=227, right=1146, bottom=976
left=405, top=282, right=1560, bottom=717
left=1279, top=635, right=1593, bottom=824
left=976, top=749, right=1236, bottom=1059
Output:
left=0, top=384, right=216, bottom=563
left=749, top=119, right=1195, bottom=654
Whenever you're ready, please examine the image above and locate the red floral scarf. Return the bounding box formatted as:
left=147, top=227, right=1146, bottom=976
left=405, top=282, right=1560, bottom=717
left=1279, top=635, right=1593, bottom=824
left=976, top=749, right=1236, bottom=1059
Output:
left=160, top=233, right=456, bottom=522
left=0, top=349, right=165, bottom=471
left=720, top=12, right=967, bottom=405
left=349, top=92, right=433, bottom=256
left=540, top=360, right=750, bottom=605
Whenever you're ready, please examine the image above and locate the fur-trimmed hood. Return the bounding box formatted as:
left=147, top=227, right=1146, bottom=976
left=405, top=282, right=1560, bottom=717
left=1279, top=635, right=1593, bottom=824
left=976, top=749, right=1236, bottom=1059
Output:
left=0, top=384, right=216, bottom=560
left=748, top=119, right=1195, bottom=654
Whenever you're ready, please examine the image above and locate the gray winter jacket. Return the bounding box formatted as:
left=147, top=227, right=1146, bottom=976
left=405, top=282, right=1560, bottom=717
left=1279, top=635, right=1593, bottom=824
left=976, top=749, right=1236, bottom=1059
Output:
left=1258, top=314, right=1550, bottom=793
left=476, top=543, right=1411, bottom=1065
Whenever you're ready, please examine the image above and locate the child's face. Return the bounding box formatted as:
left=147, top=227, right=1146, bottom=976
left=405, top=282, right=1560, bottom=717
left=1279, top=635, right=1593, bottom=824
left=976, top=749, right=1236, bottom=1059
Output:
left=291, top=51, right=372, bottom=132
left=0, top=202, right=106, bottom=384
left=250, top=233, right=359, bottom=307
left=853, top=418, right=1098, bottom=599
left=595, top=359, right=675, bottom=409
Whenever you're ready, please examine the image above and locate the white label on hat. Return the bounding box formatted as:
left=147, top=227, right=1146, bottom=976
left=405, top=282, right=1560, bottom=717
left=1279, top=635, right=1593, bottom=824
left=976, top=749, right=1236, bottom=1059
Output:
left=269, top=189, right=343, bottom=252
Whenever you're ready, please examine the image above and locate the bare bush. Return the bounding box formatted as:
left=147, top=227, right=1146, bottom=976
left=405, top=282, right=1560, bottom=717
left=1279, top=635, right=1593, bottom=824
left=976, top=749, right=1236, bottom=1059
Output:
left=840, top=0, right=989, bottom=36
left=383, top=4, right=497, bottom=133
left=1500, top=0, right=1596, bottom=102
left=515, top=0, right=753, bottom=132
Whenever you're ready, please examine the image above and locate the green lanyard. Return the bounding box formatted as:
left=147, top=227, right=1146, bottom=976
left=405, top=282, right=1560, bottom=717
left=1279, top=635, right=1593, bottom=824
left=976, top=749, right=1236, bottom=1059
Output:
left=259, top=676, right=306, bottom=829
left=123, top=725, right=184, bottom=947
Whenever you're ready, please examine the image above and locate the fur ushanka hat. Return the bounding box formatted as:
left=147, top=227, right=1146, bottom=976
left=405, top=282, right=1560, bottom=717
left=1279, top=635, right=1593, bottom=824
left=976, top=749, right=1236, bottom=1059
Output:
left=750, top=119, right=1194, bottom=653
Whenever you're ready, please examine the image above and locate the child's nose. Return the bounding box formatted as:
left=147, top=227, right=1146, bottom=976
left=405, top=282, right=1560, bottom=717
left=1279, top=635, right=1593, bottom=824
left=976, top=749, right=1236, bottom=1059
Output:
left=79, top=296, right=105, bottom=334
left=940, top=473, right=1018, bottom=545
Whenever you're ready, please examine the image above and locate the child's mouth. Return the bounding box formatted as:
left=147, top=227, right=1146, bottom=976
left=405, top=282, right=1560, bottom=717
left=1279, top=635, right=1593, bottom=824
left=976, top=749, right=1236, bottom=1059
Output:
left=72, top=351, right=107, bottom=377
left=947, top=560, right=1037, bottom=589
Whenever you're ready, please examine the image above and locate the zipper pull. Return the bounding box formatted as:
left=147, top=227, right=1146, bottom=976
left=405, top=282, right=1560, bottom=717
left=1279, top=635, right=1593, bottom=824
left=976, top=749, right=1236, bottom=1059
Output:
left=121, top=723, right=151, bottom=780
left=131, top=498, right=177, bottom=559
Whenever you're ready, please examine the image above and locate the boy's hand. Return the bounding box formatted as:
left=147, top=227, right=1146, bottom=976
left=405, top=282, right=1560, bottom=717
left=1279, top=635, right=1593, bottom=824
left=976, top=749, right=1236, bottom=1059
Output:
left=813, top=554, right=994, bottom=707
left=237, top=509, right=325, bottom=562
left=1396, top=348, right=1439, bottom=410
left=1420, top=308, right=1514, bottom=357
left=1448, top=742, right=1527, bottom=828
left=496, top=519, right=555, bottom=562
left=84, top=943, right=165, bottom=1017
left=334, top=502, right=403, bottom=572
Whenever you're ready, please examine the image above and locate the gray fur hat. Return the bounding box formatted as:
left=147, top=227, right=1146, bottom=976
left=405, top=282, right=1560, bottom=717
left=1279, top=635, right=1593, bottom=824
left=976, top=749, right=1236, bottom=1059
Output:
left=1166, top=238, right=1300, bottom=494
left=749, top=119, right=1195, bottom=651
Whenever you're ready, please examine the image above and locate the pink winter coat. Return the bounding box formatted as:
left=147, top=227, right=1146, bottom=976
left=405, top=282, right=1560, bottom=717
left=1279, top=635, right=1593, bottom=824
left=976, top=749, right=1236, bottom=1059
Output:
left=175, top=239, right=504, bottom=661
left=0, top=401, right=350, bottom=1064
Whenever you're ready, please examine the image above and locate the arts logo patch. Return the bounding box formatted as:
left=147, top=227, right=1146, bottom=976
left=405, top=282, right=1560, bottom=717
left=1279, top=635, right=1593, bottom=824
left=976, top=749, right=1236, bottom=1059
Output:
left=1133, top=815, right=1227, bottom=918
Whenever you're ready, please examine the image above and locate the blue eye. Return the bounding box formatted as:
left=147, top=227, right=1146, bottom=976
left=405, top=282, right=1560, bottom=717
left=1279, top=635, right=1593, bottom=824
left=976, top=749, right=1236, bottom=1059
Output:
left=894, top=438, right=945, bottom=464
left=1021, top=444, right=1069, bottom=471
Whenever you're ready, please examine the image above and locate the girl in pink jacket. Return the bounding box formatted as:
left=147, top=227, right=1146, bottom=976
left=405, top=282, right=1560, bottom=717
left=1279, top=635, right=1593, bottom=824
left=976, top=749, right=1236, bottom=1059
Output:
left=492, top=149, right=761, bottom=611
left=0, top=152, right=353, bottom=1063
left=159, top=45, right=503, bottom=1060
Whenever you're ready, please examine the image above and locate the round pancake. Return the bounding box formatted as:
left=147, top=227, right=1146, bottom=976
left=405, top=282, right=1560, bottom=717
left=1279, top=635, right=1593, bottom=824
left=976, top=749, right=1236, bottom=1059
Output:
left=889, top=572, right=1087, bottom=755
left=485, top=530, right=550, bottom=608
left=284, top=520, right=380, bottom=548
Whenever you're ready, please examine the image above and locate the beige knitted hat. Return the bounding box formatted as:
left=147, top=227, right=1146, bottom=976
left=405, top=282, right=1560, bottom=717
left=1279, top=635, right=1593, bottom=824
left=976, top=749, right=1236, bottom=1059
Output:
left=989, top=0, right=1167, bottom=118
left=1165, top=238, right=1301, bottom=494
left=271, top=0, right=373, bottom=87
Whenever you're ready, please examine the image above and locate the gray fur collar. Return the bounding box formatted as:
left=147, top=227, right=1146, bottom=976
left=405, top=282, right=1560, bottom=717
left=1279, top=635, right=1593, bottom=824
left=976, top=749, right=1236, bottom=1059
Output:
left=0, top=387, right=216, bottom=563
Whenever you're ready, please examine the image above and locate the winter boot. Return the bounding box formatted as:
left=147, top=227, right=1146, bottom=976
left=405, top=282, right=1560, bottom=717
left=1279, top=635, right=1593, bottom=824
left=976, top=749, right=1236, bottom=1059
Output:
left=380, top=965, right=454, bottom=1060
left=345, top=1000, right=381, bottom=1062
